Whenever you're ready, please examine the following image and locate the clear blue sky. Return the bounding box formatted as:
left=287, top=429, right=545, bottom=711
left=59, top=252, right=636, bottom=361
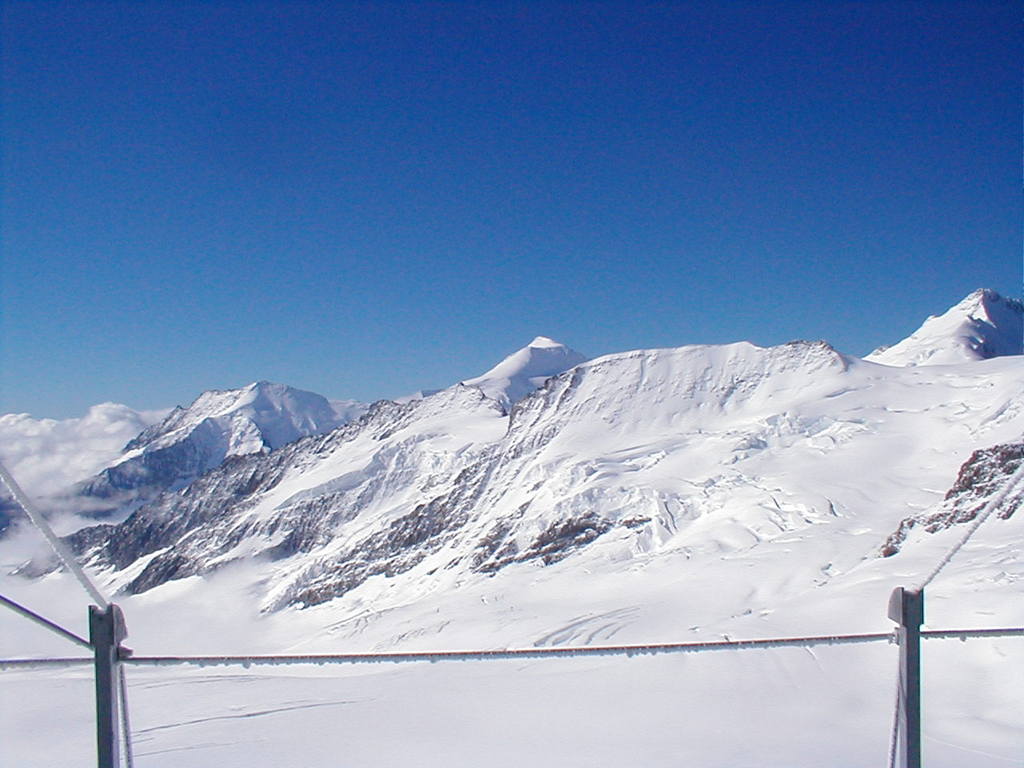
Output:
left=1, top=1, right=1020, bottom=418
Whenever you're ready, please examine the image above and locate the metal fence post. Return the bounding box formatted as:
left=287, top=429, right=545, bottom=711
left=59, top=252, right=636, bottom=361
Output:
left=888, top=587, right=923, bottom=768
left=90, top=604, right=127, bottom=768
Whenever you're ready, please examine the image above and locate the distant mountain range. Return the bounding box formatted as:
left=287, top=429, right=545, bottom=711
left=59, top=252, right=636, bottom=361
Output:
left=2, top=290, right=1022, bottom=671
left=2, top=288, right=1018, bottom=627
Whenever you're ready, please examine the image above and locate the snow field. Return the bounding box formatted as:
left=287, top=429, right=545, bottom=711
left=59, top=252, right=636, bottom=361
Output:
left=3, top=638, right=1019, bottom=768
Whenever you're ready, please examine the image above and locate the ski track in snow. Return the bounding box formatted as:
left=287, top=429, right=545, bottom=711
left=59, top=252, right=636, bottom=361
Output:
left=534, top=607, right=641, bottom=646
left=132, top=698, right=358, bottom=736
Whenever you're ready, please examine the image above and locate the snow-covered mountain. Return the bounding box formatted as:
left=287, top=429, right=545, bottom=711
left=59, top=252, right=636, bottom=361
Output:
left=461, top=336, right=588, bottom=411
left=867, top=288, right=1023, bottom=366
left=61, top=331, right=1024, bottom=624
left=5, top=293, right=1024, bottom=767
left=71, top=381, right=367, bottom=516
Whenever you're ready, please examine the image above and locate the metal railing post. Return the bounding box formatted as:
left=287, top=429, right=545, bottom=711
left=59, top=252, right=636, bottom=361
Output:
left=89, top=604, right=127, bottom=768
left=888, top=587, right=923, bottom=768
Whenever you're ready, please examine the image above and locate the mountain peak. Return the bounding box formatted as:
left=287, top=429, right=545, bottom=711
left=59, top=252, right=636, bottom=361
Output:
left=75, top=381, right=367, bottom=516
left=462, top=338, right=588, bottom=410
left=956, top=288, right=1024, bottom=319
left=132, top=381, right=352, bottom=455
left=866, top=288, right=1023, bottom=367
left=527, top=336, right=564, bottom=349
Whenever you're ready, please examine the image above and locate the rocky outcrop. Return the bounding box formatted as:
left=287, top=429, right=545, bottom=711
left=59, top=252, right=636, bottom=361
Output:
left=881, top=441, right=1024, bottom=557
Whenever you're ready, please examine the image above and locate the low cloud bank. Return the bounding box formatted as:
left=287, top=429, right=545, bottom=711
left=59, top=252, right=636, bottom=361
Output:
left=0, top=403, right=168, bottom=499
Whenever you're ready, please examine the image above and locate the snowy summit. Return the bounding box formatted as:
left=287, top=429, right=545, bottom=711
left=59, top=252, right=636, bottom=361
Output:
left=73, top=381, right=366, bottom=516
left=866, top=288, right=1023, bottom=367
left=461, top=336, right=588, bottom=411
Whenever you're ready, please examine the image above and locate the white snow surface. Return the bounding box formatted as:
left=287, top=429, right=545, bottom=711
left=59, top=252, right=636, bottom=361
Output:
left=2, top=296, right=1024, bottom=767
left=461, top=336, right=588, bottom=410
left=867, top=288, right=1023, bottom=366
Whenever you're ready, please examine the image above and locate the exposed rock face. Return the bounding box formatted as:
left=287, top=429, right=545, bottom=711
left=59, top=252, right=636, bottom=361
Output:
left=55, top=338, right=596, bottom=607
left=70, top=380, right=641, bottom=610
left=881, top=441, right=1024, bottom=557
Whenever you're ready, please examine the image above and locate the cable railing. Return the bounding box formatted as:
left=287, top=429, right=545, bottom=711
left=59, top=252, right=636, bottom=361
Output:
left=5, top=624, right=1022, bottom=673
left=5, top=587, right=1021, bottom=768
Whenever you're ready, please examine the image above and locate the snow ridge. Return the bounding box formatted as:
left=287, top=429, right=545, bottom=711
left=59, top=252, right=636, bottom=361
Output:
left=866, top=288, right=1023, bottom=366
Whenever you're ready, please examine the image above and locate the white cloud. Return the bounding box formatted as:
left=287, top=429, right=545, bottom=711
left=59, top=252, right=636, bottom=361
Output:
left=0, top=403, right=169, bottom=499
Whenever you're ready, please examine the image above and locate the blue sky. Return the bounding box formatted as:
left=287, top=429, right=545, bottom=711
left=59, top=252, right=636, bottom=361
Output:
left=1, top=1, right=1020, bottom=418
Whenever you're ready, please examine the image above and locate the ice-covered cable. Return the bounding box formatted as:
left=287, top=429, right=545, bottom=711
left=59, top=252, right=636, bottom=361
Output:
left=119, top=665, right=135, bottom=768
left=125, top=631, right=896, bottom=668
left=917, top=459, right=1024, bottom=590
left=0, top=657, right=93, bottom=670
left=0, top=461, right=108, bottom=607
left=0, top=592, right=92, bottom=649
left=921, top=627, right=1024, bottom=640
left=7, top=628, right=1016, bottom=674
left=886, top=657, right=901, bottom=768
